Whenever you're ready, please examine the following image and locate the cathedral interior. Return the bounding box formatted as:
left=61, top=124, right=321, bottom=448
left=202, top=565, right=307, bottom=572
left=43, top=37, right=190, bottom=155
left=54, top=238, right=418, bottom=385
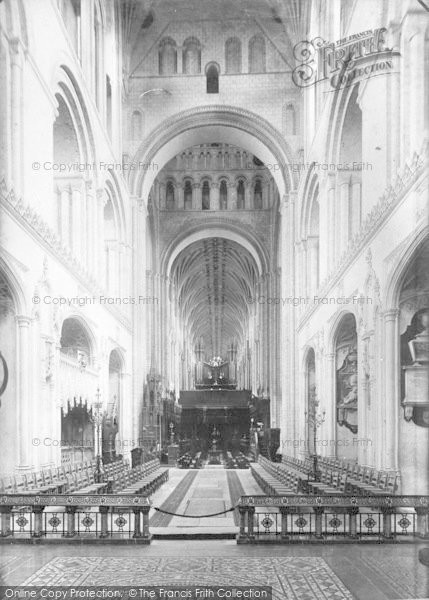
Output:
left=0, top=0, right=428, bottom=597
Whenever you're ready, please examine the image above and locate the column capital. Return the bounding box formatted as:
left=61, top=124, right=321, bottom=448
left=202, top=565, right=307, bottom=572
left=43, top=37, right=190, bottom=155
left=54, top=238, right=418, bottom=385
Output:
left=383, top=308, right=400, bottom=322
left=96, top=188, right=108, bottom=205
left=15, top=315, right=31, bottom=327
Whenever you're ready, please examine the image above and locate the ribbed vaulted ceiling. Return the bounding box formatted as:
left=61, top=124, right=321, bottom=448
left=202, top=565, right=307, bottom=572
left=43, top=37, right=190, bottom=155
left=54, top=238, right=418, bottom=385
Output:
left=171, top=238, right=258, bottom=360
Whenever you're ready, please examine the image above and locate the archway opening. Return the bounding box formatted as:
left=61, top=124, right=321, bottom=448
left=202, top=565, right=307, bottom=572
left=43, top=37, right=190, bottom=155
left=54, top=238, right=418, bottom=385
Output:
left=335, top=313, right=358, bottom=460
left=398, top=236, right=429, bottom=493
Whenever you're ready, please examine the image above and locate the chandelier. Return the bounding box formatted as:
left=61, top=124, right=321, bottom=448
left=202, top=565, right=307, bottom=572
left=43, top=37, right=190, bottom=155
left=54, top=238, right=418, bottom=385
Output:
left=208, top=356, right=224, bottom=367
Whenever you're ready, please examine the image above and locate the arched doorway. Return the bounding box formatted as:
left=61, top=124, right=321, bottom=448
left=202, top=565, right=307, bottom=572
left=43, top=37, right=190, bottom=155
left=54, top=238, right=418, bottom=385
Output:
left=304, top=348, right=316, bottom=455
left=103, top=349, right=123, bottom=463
left=0, top=271, right=18, bottom=475
left=59, top=317, right=96, bottom=465
left=334, top=313, right=358, bottom=460
left=397, top=236, right=429, bottom=493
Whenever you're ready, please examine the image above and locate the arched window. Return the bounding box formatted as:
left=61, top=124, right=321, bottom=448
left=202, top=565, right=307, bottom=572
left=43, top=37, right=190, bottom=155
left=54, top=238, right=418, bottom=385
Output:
left=206, top=63, right=219, bottom=93
left=183, top=37, right=201, bottom=74
left=159, top=38, right=177, bottom=75
left=237, top=180, right=245, bottom=209
left=254, top=179, right=263, bottom=209
left=339, top=86, right=362, bottom=242
left=103, top=196, right=116, bottom=290
left=184, top=180, right=192, bottom=210
left=249, top=35, right=266, bottom=73
left=131, top=110, right=142, bottom=139
left=225, top=38, right=241, bottom=73
left=202, top=181, right=210, bottom=209
left=220, top=180, right=228, bottom=209
left=166, top=181, right=175, bottom=209
left=59, top=0, right=81, bottom=57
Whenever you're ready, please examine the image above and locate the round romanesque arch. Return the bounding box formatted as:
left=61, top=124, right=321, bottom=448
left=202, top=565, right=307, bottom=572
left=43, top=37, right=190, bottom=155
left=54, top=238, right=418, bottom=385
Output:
left=129, top=106, right=296, bottom=204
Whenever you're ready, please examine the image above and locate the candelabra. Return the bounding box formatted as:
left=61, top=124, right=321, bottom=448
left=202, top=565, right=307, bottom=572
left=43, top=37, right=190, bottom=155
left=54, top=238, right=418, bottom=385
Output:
left=93, top=388, right=104, bottom=483
left=304, top=392, right=326, bottom=482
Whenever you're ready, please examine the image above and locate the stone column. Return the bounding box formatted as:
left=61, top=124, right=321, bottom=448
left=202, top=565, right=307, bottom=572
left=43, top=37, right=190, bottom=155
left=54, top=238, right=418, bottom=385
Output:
left=59, top=185, right=71, bottom=245
left=324, top=353, right=336, bottom=456
left=32, top=506, right=45, bottom=538
left=339, top=181, right=350, bottom=255
left=244, top=182, right=252, bottom=209
left=64, top=506, right=77, bottom=538
left=299, top=241, right=307, bottom=298
left=133, top=509, right=142, bottom=538
left=97, top=188, right=107, bottom=283
left=381, top=506, right=394, bottom=539
left=415, top=507, right=429, bottom=539
left=142, top=505, right=151, bottom=541
left=307, top=236, right=319, bottom=295
left=99, top=506, right=109, bottom=538
left=327, top=174, right=336, bottom=271
left=280, top=192, right=297, bottom=455
left=349, top=181, right=361, bottom=238
left=247, top=506, right=255, bottom=540
left=262, top=181, right=269, bottom=209
left=177, top=185, right=184, bottom=210
left=313, top=506, right=324, bottom=539
left=159, top=182, right=166, bottom=210
left=0, top=506, right=12, bottom=537
left=347, top=506, right=359, bottom=539
left=85, top=180, right=95, bottom=272
left=211, top=182, right=220, bottom=210
left=229, top=183, right=237, bottom=209
left=383, top=309, right=400, bottom=470
left=238, top=506, right=247, bottom=539
left=280, top=507, right=290, bottom=540
left=71, top=185, right=81, bottom=258
left=10, top=39, right=23, bottom=195
left=192, top=183, right=201, bottom=210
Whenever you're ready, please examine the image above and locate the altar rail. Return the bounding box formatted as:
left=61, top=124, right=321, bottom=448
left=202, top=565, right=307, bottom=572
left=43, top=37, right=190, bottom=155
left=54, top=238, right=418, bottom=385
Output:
left=0, top=495, right=152, bottom=543
left=236, top=495, right=429, bottom=543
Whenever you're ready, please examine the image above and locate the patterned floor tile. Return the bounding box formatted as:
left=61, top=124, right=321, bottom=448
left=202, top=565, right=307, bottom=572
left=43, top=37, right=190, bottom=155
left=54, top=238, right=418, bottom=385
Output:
left=22, top=556, right=354, bottom=599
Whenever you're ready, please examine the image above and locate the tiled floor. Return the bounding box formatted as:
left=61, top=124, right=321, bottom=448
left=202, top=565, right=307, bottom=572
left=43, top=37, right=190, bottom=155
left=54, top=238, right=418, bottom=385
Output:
left=149, top=467, right=264, bottom=534
left=1, top=542, right=428, bottom=599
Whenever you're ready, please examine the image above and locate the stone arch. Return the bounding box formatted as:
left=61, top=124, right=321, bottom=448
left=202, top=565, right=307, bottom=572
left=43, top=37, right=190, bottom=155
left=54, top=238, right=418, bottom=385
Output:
left=59, top=315, right=97, bottom=366
left=384, top=225, right=429, bottom=309
left=129, top=106, right=295, bottom=202
left=331, top=312, right=359, bottom=459
left=53, top=65, right=96, bottom=165
left=163, top=225, right=267, bottom=280
left=0, top=266, right=20, bottom=474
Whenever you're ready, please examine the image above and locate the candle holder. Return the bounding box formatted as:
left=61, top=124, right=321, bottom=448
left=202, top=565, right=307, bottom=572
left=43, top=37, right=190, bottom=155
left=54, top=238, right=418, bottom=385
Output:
left=304, top=392, right=326, bottom=482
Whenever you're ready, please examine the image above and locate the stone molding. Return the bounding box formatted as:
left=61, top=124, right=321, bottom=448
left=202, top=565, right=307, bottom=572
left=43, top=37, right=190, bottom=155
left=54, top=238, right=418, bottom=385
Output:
left=297, top=146, right=427, bottom=329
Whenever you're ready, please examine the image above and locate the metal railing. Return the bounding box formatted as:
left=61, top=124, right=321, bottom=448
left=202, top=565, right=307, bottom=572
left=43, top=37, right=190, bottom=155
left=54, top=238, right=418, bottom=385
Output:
left=0, top=494, right=151, bottom=543
left=236, top=495, right=429, bottom=543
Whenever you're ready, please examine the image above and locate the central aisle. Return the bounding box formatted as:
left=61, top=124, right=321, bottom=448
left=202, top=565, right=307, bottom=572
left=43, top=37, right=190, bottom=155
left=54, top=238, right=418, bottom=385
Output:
left=150, top=466, right=264, bottom=535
